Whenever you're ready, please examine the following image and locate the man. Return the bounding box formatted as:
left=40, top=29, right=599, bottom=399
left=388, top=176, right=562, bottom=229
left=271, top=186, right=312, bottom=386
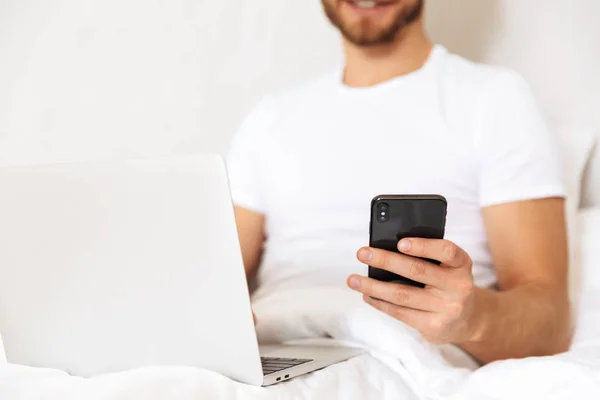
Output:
left=227, top=0, right=571, bottom=363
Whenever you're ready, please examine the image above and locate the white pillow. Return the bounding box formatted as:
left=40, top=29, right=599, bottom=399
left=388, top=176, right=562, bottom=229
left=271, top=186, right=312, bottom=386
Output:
left=578, top=207, right=600, bottom=291
left=0, top=331, right=5, bottom=366
left=581, top=136, right=600, bottom=208
left=553, top=125, right=597, bottom=302
left=572, top=206, right=600, bottom=348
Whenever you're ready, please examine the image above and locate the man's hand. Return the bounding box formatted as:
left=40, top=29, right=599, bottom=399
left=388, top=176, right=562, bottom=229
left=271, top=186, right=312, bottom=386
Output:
left=348, top=238, right=479, bottom=344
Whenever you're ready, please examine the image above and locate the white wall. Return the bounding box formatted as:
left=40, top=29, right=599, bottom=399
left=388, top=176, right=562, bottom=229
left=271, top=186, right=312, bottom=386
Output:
left=0, top=0, right=598, bottom=201
left=0, top=0, right=340, bottom=163
left=427, top=0, right=600, bottom=127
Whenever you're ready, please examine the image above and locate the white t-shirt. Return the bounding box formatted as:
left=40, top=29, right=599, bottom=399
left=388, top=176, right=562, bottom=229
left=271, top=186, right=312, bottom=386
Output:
left=227, top=45, right=565, bottom=297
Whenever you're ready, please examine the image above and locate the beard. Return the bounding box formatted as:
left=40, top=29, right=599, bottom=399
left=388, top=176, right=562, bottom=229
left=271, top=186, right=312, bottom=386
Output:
left=322, top=0, right=424, bottom=46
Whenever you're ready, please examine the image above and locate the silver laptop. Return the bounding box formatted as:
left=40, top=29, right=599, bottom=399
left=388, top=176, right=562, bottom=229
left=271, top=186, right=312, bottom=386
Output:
left=0, top=155, right=362, bottom=386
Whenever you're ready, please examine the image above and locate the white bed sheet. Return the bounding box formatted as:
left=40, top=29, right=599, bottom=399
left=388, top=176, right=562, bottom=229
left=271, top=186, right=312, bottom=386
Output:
left=1, top=286, right=600, bottom=400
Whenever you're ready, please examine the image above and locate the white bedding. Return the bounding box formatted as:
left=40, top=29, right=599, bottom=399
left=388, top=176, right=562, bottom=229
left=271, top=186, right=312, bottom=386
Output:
left=1, top=285, right=600, bottom=400
left=2, top=208, right=600, bottom=400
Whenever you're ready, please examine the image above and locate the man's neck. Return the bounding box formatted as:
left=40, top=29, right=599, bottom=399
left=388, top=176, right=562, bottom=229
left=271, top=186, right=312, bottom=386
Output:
left=342, top=21, right=433, bottom=88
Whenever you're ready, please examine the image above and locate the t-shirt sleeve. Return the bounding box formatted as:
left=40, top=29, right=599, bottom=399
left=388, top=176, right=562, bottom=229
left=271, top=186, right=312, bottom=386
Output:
left=226, top=97, right=274, bottom=213
left=476, top=71, right=566, bottom=207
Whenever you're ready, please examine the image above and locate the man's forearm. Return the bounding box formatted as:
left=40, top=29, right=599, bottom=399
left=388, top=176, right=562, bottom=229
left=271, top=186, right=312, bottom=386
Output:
left=459, top=285, right=572, bottom=364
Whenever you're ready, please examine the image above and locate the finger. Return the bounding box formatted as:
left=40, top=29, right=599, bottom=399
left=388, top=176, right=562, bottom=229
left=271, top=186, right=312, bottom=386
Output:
left=357, top=247, right=445, bottom=287
left=398, top=239, right=471, bottom=269
left=347, top=275, right=446, bottom=312
left=363, top=294, right=431, bottom=330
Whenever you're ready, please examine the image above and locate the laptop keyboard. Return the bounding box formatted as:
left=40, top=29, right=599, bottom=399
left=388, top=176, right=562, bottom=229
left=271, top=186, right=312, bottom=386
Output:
left=261, top=357, right=313, bottom=376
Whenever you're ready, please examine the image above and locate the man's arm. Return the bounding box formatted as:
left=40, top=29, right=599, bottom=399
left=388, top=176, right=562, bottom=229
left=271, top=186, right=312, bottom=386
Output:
left=347, top=197, right=571, bottom=363
left=234, top=206, right=266, bottom=282
left=459, top=197, right=572, bottom=362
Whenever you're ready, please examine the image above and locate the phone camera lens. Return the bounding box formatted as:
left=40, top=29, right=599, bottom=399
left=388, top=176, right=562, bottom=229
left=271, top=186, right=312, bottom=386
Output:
left=377, top=203, right=389, bottom=222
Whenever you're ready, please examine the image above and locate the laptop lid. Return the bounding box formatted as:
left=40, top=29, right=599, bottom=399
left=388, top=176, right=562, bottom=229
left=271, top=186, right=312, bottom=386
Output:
left=0, top=155, right=263, bottom=385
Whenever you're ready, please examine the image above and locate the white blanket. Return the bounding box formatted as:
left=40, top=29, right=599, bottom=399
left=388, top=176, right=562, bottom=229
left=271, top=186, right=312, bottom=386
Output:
left=2, top=287, right=600, bottom=400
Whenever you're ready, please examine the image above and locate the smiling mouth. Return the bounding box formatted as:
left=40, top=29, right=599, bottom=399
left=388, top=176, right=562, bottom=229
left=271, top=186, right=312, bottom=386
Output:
left=345, top=0, right=395, bottom=9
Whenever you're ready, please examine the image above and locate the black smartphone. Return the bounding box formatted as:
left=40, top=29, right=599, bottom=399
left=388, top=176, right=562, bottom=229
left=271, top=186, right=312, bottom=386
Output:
left=369, top=195, right=448, bottom=288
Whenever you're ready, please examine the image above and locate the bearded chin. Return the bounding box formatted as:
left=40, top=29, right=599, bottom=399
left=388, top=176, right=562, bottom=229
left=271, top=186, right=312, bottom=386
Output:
left=322, top=0, right=424, bottom=47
